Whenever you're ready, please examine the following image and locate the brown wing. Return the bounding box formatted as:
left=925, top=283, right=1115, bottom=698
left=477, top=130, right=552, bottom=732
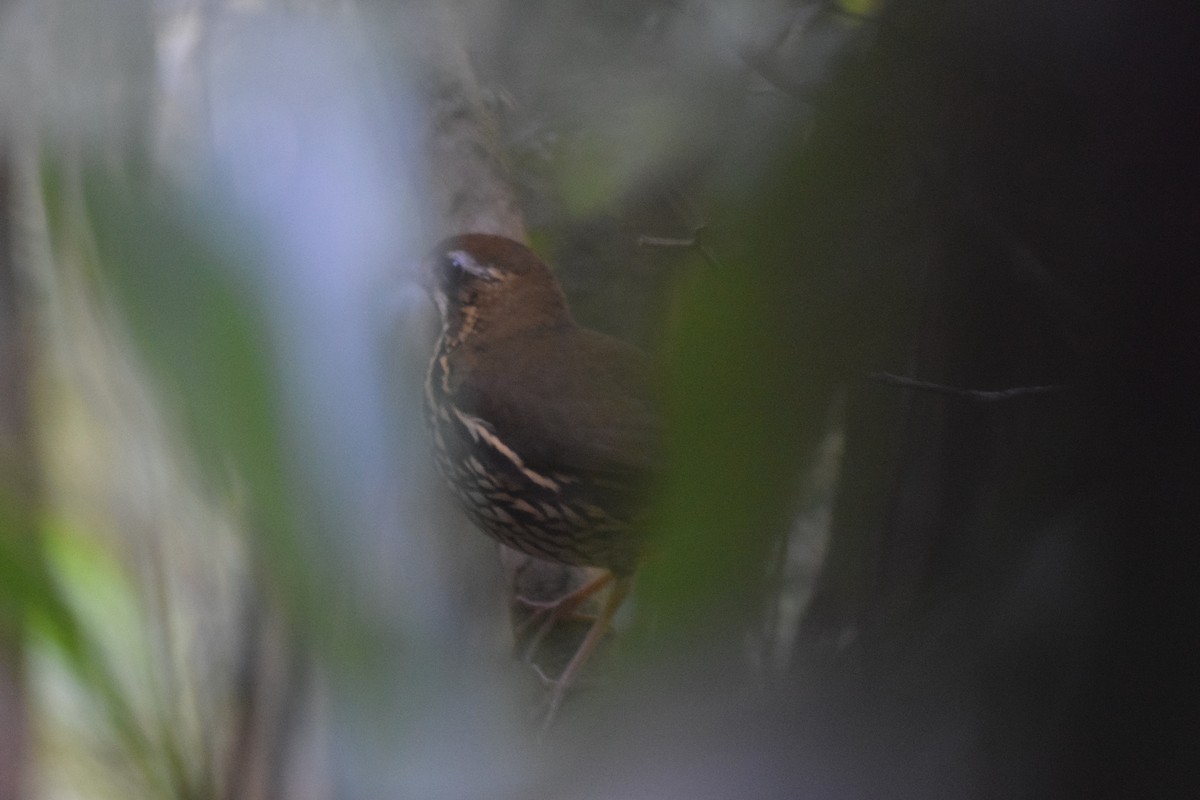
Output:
left=451, top=326, right=662, bottom=484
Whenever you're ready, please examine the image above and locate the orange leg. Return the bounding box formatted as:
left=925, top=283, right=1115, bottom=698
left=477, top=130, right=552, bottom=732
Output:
left=540, top=575, right=633, bottom=730
left=514, top=570, right=615, bottom=660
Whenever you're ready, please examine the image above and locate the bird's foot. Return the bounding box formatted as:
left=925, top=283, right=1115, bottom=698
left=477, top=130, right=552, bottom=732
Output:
left=528, top=576, right=633, bottom=733
left=513, top=571, right=615, bottom=661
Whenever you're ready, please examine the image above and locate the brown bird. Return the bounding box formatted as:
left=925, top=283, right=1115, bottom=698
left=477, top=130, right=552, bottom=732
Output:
left=422, top=233, right=660, bottom=719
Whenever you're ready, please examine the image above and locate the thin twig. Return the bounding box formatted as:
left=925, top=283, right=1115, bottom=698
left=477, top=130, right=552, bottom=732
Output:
left=637, top=235, right=697, bottom=248
left=866, top=372, right=1068, bottom=402
left=737, top=43, right=823, bottom=104
left=638, top=226, right=721, bottom=269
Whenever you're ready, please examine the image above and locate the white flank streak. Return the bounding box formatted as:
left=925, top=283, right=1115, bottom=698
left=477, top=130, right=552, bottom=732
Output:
left=452, top=408, right=560, bottom=492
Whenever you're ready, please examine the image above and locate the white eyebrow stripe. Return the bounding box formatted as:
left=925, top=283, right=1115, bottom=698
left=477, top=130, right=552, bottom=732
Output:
left=447, top=250, right=501, bottom=280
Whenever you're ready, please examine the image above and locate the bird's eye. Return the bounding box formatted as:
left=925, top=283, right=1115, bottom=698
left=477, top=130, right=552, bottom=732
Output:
left=439, top=254, right=464, bottom=285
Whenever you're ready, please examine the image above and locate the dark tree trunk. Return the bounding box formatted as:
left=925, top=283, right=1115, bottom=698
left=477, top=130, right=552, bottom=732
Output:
left=783, top=1, right=1200, bottom=795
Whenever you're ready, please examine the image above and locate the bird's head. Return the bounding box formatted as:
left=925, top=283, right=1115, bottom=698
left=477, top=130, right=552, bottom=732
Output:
left=423, top=234, right=572, bottom=341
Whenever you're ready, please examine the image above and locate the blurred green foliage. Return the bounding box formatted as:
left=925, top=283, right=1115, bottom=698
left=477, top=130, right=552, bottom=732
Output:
left=0, top=0, right=929, bottom=796
left=1, top=478, right=162, bottom=795
left=42, top=163, right=288, bottom=537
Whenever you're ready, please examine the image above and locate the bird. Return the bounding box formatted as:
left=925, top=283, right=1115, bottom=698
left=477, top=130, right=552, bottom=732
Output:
left=421, top=233, right=661, bottom=720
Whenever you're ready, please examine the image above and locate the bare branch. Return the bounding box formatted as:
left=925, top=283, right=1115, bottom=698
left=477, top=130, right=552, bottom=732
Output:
left=866, top=372, right=1068, bottom=402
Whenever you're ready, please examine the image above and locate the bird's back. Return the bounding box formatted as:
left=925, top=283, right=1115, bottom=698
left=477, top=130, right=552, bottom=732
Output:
left=425, top=323, right=659, bottom=574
